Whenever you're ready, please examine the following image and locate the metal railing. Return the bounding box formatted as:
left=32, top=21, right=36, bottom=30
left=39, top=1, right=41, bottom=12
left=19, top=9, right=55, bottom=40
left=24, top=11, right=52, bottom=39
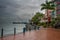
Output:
left=0, top=28, right=16, bottom=37
left=0, top=26, right=40, bottom=38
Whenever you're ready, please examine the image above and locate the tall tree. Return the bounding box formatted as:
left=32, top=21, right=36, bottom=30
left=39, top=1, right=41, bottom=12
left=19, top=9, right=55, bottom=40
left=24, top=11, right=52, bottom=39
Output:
left=31, top=12, right=44, bottom=25
left=41, top=1, right=55, bottom=23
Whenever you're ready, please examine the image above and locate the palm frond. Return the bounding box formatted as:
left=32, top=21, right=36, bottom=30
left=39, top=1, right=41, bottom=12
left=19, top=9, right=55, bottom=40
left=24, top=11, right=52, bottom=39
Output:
left=41, top=1, right=55, bottom=11
left=41, top=3, right=46, bottom=6
left=49, top=1, right=55, bottom=3
left=46, top=1, right=51, bottom=5
left=41, top=7, right=46, bottom=10
left=51, top=4, right=56, bottom=7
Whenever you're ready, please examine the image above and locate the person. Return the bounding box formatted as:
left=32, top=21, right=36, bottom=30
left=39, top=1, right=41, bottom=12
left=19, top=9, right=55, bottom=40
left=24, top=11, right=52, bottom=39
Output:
left=37, top=27, right=40, bottom=30
left=23, top=27, right=26, bottom=35
left=29, top=28, right=31, bottom=31
left=34, top=25, right=36, bottom=30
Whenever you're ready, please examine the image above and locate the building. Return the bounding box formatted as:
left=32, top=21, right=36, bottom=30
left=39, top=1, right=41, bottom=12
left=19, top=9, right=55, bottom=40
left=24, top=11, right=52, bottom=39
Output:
left=53, top=0, right=60, bottom=17
left=46, top=0, right=58, bottom=19
left=44, top=0, right=60, bottom=22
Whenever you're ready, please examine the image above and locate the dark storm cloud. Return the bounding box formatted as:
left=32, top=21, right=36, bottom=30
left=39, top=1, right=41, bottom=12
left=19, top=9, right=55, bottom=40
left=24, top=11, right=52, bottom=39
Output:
left=0, top=0, right=19, bottom=16
left=0, top=0, right=22, bottom=24
left=0, top=0, right=45, bottom=24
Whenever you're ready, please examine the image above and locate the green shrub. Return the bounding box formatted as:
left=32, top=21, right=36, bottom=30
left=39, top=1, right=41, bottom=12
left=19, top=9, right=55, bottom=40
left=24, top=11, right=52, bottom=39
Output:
left=40, top=22, right=47, bottom=28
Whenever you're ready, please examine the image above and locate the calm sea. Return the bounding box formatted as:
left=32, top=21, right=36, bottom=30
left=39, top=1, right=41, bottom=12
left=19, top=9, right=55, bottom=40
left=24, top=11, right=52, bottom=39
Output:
left=0, top=24, right=25, bottom=37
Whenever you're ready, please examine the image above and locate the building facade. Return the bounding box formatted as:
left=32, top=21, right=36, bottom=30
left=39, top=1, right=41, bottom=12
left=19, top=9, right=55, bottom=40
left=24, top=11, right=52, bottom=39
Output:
left=45, top=0, right=60, bottom=21
left=53, top=0, right=60, bottom=17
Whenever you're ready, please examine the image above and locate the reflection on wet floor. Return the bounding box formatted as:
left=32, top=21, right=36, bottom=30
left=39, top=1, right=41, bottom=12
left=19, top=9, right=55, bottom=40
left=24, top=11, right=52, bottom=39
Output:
left=0, top=28, right=60, bottom=40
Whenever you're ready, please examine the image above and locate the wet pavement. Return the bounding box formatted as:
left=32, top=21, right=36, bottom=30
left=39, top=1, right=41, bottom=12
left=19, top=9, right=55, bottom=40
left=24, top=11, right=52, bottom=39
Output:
left=0, top=28, right=60, bottom=40
left=47, top=28, right=60, bottom=40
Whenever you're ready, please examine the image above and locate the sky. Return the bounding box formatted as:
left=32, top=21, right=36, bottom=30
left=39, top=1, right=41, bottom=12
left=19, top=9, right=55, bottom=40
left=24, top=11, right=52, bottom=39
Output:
left=0, top=0, right=46, bottom=24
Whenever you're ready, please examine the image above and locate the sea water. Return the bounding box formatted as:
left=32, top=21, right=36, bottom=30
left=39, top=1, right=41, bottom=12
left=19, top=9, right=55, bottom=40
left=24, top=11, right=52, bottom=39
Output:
left=0, top=23, right=25, bottom=37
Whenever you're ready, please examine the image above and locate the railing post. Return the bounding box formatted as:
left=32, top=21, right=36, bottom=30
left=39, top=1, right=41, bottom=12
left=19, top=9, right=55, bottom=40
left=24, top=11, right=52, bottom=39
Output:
left=1, top=28, right=3, bottom=37
left=14, top=27, right=16, bottom=35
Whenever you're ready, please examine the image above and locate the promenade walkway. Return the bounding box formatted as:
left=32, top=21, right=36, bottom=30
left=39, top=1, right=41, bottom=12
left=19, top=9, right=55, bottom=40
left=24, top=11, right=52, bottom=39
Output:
left=0, top=28, right=60, bottom=40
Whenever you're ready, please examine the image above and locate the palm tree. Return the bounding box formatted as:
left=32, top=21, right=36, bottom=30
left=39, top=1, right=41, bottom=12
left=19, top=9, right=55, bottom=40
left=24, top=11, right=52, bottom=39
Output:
left=41, top=1, right=55, bottom=25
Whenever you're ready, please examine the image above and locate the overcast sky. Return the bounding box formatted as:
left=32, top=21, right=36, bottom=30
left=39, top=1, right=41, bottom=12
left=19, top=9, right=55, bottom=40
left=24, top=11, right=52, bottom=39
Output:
left=0, top=0, right=46, bottom=24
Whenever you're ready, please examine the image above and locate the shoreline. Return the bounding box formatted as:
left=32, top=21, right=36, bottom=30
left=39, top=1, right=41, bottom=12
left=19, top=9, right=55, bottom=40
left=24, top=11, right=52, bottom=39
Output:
left=0, top=32, right=23, bottom=38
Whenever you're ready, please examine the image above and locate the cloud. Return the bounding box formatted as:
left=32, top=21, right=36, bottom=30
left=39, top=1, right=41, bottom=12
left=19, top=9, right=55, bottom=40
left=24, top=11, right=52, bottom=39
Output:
left=0, top=0, right=45, bottom=25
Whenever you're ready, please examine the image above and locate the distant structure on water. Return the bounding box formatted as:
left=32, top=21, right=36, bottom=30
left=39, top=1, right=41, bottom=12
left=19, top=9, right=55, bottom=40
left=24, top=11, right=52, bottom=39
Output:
left=12, top=20, right=38, bottom=31
left=13, top=22, right=29, bottom=24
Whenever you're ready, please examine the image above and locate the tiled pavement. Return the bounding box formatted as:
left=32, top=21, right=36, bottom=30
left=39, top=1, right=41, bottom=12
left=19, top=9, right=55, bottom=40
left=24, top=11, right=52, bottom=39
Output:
left=0, top=28, right=60, bottom=40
